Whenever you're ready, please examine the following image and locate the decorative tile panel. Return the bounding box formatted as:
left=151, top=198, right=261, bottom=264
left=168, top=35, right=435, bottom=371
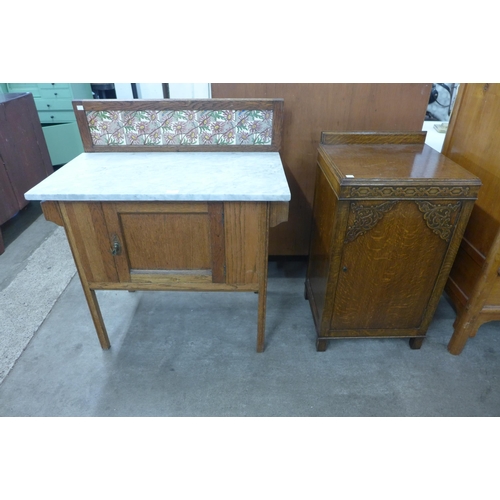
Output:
left=86, top=109, right=274, bottom=147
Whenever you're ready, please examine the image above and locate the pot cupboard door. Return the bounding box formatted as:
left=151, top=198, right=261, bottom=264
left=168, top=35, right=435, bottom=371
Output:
left=330, top=199, right=460, bottom=332
left=102, top=202, right=225, bottom=285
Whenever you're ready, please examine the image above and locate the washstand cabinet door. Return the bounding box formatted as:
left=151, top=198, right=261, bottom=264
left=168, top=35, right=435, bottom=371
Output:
left=102, top=202, right=225, bottom=285
left=330, top=198, right=461, bottom=331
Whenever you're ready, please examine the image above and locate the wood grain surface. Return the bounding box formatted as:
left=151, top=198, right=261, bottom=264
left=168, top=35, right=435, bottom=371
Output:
left=224, top=202, right=266, bottom=285
left=330, top=200, right=448, bottom=331
left=305, top=132, right=479, bottom=350
left=56, top=199, right=275, bottom=351
left=0, top=93, right=53, bottom=253
left=442, top=83, right=500, bottom=353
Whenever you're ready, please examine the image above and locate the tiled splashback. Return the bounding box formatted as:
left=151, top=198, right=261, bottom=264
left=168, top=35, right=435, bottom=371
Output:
left=87, top=109, right=274, bottom=147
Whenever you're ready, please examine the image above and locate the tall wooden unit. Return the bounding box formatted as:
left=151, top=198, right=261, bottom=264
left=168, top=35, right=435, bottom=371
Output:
left=0, top=93, right=53, bottom=254
left=305, top=132, right=480, bottom=351
left=442, top=83, right=500, bottom=354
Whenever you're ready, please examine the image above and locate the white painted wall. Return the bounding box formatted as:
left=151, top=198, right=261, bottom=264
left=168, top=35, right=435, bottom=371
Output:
left=168, top=83, right=211, bottom=98
left=114, top=83, right=134, bottom=99
left=114, top=83, right=211, bottom=99
left=136, top=83, right=164, bottom=99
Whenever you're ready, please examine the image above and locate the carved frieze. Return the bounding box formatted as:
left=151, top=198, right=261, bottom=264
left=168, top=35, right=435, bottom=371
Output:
left=346, top=185, right=471, bottom=199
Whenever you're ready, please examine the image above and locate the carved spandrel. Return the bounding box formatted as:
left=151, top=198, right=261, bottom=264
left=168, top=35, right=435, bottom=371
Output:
left=345, top=199, right=462, bottom=244
left=345, top=201, right=398, bottom=243
left=415, top=200, right=462, bottom=242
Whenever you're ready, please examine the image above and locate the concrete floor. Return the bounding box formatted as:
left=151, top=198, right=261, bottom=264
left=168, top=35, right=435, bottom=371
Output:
left=1, top=203, right=500, bottom=416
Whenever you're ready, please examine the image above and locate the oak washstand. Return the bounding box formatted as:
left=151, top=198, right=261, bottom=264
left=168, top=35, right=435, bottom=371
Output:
left=305, top=131, right=481, bottom=351
left=25, top=99, right=290, bottom=352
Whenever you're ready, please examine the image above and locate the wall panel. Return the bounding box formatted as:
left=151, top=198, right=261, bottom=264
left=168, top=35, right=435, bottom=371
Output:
left=212, top=83, right=431, bottom=255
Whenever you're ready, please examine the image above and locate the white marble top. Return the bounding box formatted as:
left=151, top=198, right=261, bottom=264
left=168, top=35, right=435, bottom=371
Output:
left=25, top=152, right=291, bottom=202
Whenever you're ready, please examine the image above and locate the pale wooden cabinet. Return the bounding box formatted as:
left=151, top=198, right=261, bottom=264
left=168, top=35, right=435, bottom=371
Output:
left=25, top=99, right=289, bottom=352
left=305, top=132, right=481, bottom=351
left=55, top=200, right=272, bottom=290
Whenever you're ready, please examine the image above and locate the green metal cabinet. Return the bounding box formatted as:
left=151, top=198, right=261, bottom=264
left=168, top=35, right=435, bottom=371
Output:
left=3, top=83, right=93, bottom=166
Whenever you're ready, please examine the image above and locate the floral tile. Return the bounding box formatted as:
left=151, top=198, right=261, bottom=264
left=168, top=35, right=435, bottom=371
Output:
left=87, top=109, right=274, bottom=146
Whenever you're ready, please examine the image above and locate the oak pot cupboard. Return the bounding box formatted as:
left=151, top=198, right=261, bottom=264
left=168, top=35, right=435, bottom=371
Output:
left=305, top=132, right=481, bottom=351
